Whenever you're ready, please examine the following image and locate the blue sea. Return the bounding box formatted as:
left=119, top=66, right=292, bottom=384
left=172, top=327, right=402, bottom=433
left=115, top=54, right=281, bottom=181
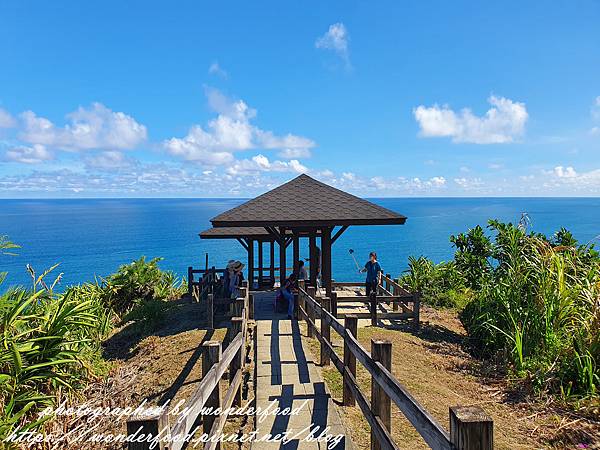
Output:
left=1, top=198, right=599, bottom=289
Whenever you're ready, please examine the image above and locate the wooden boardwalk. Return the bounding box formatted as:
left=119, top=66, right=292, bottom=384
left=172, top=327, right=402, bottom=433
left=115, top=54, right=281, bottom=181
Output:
left=252, top=292, right=352, bottom=449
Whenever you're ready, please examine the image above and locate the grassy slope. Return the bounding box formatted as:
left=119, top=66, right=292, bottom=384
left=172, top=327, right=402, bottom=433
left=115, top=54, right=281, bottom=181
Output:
left=302, top=307, right=600, bottom=450
left=46, top=298, right=227, bottom=449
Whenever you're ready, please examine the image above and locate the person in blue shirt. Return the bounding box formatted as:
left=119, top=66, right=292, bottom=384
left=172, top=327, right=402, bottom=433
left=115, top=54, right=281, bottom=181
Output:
left=360, top=251, right=382, bottom=297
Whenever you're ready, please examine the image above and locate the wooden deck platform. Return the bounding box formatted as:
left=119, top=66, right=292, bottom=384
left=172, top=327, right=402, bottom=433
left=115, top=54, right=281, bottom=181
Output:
left=252, top=291, right=352, bottom=449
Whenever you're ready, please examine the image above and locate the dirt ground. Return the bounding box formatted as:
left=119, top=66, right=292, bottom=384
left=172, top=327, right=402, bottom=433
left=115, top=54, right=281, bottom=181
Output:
left=302, top=305, right=600, bottom=450
left=37, top=297, right=598, bottom=450
left=43, top=297, right=233, bottom=449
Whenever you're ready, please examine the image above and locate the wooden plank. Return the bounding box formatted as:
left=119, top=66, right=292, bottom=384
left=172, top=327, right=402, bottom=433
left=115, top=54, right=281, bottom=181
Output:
left=202, top=342, right=221, bottom=447
left=413, top=292, right=421, bottom=331
left=229, top=318, right=243, bottom=406
left=169, top=334, right=242, bottom=447
left=320, top=297, right=331, bottom=366
left=205, top=369, right=244, bottom=450
left=344, top=333, right=452, bottom=450
left=449, top=406, right=493, bottom=450
left=337, top=312, right=413, bottom=320
left=344, top=367, right=399, bottom=450
left=332, top=281, right=364, bottom=287
left=207, top=294, right=214, bottom=330
left=126, top=410, right=169, bottom=450
left=372, top=340, right=392, bottom=450
left=343, top=315, right=358, bottom=406
left=334, top=295, right=415, bottom=302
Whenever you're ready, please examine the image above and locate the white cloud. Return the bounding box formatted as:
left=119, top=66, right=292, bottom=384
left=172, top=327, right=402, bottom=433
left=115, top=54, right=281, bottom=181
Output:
left=540, top=165, right=600, bottom=191
left=454, top=177, right=484, bottom=189
left=208, top=62, right=228, bottom=78
left=0, top=108, right=16, bottom=128
left=315, top=23, right=350, bottom=67
left=413, top=96, right=528, bottom=144
left=591, top=96, right=600, bottom=121
left=19, top=103, right=147, bottom=151
left=5, top=144, right=53, bottom=164
left=488, top=163, right=504, bottom=170
left=165, top=88, right=315, bottom=165
left=277, top=148, right=312, bottom=159
left=84, top=151, right=138, bottom=171
left=552, top=166, right=577, bottom=178
left=226, top=154, right=308, bottom=176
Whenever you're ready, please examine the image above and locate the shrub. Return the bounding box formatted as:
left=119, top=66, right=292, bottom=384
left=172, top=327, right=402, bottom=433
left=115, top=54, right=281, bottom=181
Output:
left=101, top=256, right=185, bottom=316
left=401, top=221, right=599, bottom=398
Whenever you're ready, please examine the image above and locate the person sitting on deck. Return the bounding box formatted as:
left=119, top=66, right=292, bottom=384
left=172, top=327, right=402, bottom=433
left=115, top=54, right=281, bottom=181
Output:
left=276, top=273, right=297, bottom=319
left=360, top=251, right=382, bottom=298
left=297, top=260, right=308, bottom=281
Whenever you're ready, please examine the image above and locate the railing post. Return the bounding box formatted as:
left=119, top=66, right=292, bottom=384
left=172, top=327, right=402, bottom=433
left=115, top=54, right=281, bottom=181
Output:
left=307, top=286, right=316, bottom=338
left=248, top=293, right=254, bottom=320
left=370, top=292, right=377, bottom=327
left=202, top=341, right=222, bottom=446
left=207, top=293, right=214, bottom=330
left=413, top=292, right=421, bottom=331
left=187, top=266, right=193, bottom=296
left=126, top=410, right=169, bottom=450
left=234, top=297, right=245, bottom=318
left=385, top=274, right=391, bottom=306
left=330, top=292, right=338, bottom=318
left=230, top=318, right=243, bottom=406
left=393, top=278, right=399, bottom=311
left=298, top=280, right=305, bottom=320
left=450, top=406, right=493, bottom=450
left=320, top=296, right=331, bottom=366
left=343, top=315, right=358, bottom=406
left=371, top=339, right=392, bottom=450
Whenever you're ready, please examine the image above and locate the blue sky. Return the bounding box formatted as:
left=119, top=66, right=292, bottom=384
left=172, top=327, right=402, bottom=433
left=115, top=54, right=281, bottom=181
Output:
left=1, top=0, right=599, bottom=197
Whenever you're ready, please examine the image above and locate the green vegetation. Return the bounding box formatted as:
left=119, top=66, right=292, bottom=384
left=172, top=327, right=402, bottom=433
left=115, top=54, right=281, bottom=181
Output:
left=0, top=239, right=185, bottom=440
left=399, top=220, right=600, bottom=399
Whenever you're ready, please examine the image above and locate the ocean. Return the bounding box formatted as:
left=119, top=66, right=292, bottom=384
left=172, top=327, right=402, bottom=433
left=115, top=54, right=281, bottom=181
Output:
left=1, top=198, right=599, bottom=289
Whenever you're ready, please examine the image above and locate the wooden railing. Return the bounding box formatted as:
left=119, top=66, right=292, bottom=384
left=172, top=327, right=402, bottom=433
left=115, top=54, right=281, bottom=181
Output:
left=126, top=285, right=253, bottom=450
left=187, top=266, right=224, bottom=299
left=297, top=281, right=493, bottom=450
left=332, top=274, right=420, bottom=330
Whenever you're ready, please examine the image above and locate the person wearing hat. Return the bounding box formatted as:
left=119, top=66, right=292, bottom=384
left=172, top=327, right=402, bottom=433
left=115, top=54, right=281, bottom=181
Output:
left=228, top=260, right=245, bottom=299
left=222, top=259, right=236, bottom=295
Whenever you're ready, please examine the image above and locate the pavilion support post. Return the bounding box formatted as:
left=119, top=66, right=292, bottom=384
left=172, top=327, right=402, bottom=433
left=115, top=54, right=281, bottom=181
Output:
left=293, top=233, right=300, bottom=277
left=257, top=240, right=263, bottom=286
left=279, top=227, right=286, bottom=285
left=269, top=240, right=275, bottom=287
left=309, top=233, right=317, bottom=285
left=322, top=227, right=332, bottom=297
left=247, top=239, right=254, bottom=290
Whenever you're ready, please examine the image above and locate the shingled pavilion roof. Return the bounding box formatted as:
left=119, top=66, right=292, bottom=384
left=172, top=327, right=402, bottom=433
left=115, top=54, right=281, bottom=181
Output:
left=199, top=227, right=272, bottom=240
left=210, top=174, right=407, bottom=227
left=199, top=227, right=322, bottom=239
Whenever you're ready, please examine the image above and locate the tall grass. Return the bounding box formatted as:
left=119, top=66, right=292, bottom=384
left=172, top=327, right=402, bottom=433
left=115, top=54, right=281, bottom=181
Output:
left=0, top=240, right=186, bottom=439
left=400, top=220, right=600, bottom=399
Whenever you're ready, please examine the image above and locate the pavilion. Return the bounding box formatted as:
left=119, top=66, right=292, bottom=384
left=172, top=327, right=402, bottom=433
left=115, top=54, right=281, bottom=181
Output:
left=202, top=174, right=407, bottom=296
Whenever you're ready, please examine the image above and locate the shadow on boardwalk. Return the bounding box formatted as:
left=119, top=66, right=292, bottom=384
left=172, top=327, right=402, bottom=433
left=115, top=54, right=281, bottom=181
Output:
left=253, top=291, right=351, bottom=449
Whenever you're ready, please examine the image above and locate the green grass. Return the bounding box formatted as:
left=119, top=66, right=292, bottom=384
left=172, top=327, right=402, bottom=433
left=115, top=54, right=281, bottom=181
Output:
left=0, top=239, right=186, bottom=440
left=399, top=220, right=600, bottom=400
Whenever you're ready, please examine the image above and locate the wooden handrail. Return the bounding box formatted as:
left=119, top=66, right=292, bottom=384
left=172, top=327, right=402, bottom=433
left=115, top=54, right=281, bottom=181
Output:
left=169, top=332, right=243, bottom=449
left=297, top=285, right=487, bottom=450
left=205, top=368, right=243, bottom=450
